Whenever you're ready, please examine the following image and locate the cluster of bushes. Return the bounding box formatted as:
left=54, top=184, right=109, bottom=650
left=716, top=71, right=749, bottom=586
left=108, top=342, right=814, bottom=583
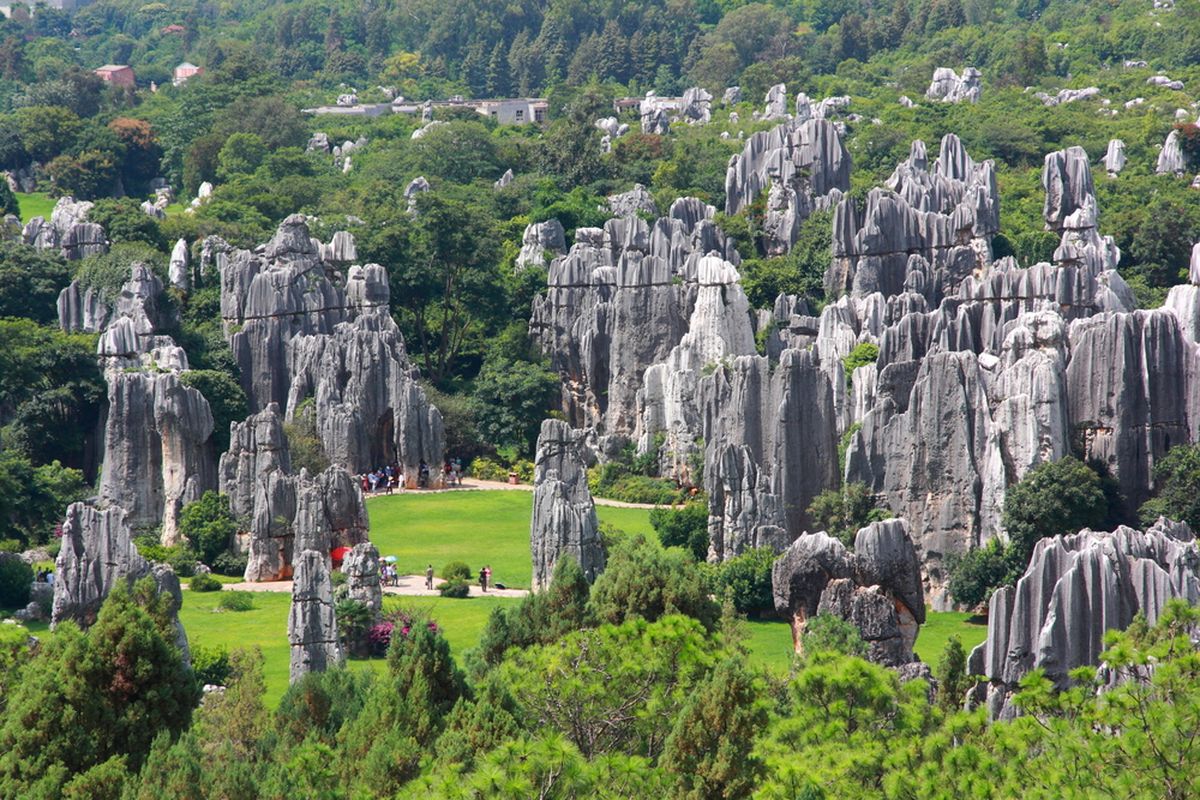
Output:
left=438, top=560, right=473, bottom=598
left=468, top=456, right=534, bottom=483
left=0, top=556, right=33, bottom=611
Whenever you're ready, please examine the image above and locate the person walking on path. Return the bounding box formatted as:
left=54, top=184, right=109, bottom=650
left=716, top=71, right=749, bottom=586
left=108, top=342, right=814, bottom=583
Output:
left=425, top=564, right=434, bottom=590
left=479, top=566, right=488, bottom=593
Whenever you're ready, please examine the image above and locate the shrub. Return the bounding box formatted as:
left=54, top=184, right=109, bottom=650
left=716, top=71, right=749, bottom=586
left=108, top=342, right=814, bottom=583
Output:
left=588, top=534, right=720, bottom=632
left=946, top=539, right=1013, bottom=609
left=0, top=555, right=33, bottom=609
left=801, top=612, right=867, bottom=658
left=441, top=561, right=471, bottom=582
left=189, top=573, right=222, bottom=592
left=807, top=482, right=889, bottom=546
left=217, top=591, right=255, bottom=612
left=469, top=457, right=509, bottom=482
left=0, top=540, right=21, bottom=553
left=650, top=501, right=709, bottom=560
left=337, top=599, right=374, bottom=655
left=438, top=579, right=471, bottom=598
left=1139, top=443, right=1200, bottom=530
left=1002, top=457, right=1108, bottom=568
left=211, top=550, right=247, bottom=577
left=709, top=547, right=776, bottom=616
left=192, top=644, right=231, bottom=687
left=842, top=342, right=879, bottom=384
left=179, top=491, right=239, bottom=566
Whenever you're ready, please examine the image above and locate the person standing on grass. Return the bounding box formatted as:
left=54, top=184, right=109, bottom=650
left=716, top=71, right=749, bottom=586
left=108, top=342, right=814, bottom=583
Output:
left=425, top=564, right=434, bottom=590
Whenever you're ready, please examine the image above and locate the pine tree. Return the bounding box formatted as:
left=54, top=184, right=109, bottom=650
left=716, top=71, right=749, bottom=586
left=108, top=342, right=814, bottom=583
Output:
left=661, top=659, right=769, bottom=799
left=486, top=41, right=510, bottom=97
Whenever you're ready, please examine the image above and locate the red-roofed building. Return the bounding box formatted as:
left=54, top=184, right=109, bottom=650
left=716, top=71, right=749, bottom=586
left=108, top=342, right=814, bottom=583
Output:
left=94, top=64, right=134, bottom=88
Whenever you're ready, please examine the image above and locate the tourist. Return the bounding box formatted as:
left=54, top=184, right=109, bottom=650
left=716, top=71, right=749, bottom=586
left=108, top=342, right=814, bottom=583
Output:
left=484, top=565, right=492, bottom=591
left=479, top=566, right=488, bottom=593
left=425, top=564, right=434, bottom=590
left=368, top=471, right=379, bottom=492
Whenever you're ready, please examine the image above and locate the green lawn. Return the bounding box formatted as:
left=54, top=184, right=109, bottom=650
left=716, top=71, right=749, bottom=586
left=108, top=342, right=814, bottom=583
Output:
left=178, top=588, right=522, bottom=706
left=744, top=610, right=988, bottom=677
left=15, top=191, right=55, bottom=222
left=367, top=490, right=655, bottom=590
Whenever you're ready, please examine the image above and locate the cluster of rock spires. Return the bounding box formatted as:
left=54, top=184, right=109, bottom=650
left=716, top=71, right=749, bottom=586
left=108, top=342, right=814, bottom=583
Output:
left=926, top=67, right=982, bottom=103
left=968, top=518, right=1200, bottom=719
left=771, top=518, right=925, bottom=667
left=725, top=92, right=851, bottom=254
left=45, top=215, right=438, bottom=687
left=530, top=419, right=605, bottom=590
left=23, top=196, right=108, bottom=260
left=217, top=214, right=444, bottom=487
left=532, top=122, right=1200, bottom=618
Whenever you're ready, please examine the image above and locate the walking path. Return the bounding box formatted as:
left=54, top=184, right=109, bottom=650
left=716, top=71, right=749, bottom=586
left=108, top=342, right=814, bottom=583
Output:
left=362, top=477, right=666, bottom=510
left=219, top=576, right=529, bottom=599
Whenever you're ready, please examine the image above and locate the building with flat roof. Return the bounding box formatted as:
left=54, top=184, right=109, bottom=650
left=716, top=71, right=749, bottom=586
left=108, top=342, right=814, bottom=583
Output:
left=95, top=64, right=135, bottom=88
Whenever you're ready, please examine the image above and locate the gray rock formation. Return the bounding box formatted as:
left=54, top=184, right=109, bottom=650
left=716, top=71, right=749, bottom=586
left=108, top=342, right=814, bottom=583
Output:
left=1065, top=309, right=1200, bottom=509
left=608, top=184, right=658, bottom=217
left=516, top=219, right=566, bottom=269
left=220, top=216, right=443, bottom=483
left=531, top=199, right=741, bottom=438
left=53, top=502, right=189, bottom=658
left=169, top=238, right=190, bottom=291
left=530, top=420, right=604, bottom=590
left=288, top=549, right=343, bottom=682
left=1164, top=243, right=1200, bottom=343
left=926, top=67, right=982, bottom=103
left=968, top=519, right=1200, bottom=719
left=772, top=519, right=924, bottom=666
left=494, top=168, right=514, bottom=189
left=827, top=136, right=999, bottom=302
left=1102, top=139, right=1126, bottom=177
left=679, top=87, right=713, bottom=124
left=404, top=176, right=430, bottom=213
left=760, top=83, right=790, bottom=120
left=99, top=368, right=216, bottom=545
left=1034, top=87, right=1100, bottom=106
left=1157, top=129, right=1187, bottom=175
left=343, top=541, right=382, bottom=615
left=725, top=118, right=850, bottom=254
left=723, top=86, right=742, bottom=105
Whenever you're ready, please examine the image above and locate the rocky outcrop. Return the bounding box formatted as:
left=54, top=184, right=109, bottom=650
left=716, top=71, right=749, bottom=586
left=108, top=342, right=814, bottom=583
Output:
left=53, top=502, right=189, bottom=658
left=760, top=83, right=790, bottom=120
left=1102, top=139, right=1126, bottom=177
left=639, top=93, right=672, bottom=134
left=1157, top=129, right=1187, bottom=175
left=99, top=368, right=216, bottom=546
left=1164, top=243, right=1200, bottom=343
left=344, top=542, right=382, bottom=615
left=23, top=197, right=108, bottom=260
left=169, top=238, right=190, bottom=291
left=725, top=117, right=850, bottom=254
left=516, top=219, right=566, bottom=269
left=926, top=67, right=981, bottom=103
left=772, top=519, right=925, bottom=666
left=608, top=184, right=657, bottom=218
left=288, top=548, right=343, bottom=682
left=826, top=136, right=998, bottom=302
left=968, top=519, right=1200, bottom=719
left=1065, top=309, right=1200, bottom=510
left=530, top=199, right=741, bottom=438
left=679, top=87, right=713, bottom=124
left=220, top=216, right=444, bottom=483
left=530, top=420, right=604, bottom=590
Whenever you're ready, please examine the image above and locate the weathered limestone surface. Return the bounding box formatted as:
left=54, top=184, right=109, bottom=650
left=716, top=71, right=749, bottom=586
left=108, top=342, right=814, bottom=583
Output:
left=530, top=420, right=604, bottom=590
left=52, top=502, right=189, bottom=658
left=516, top=219, right=567, bottom=269
left=1102, top=139, right=1126, bottom=177
left=289, top=549, right=343, bottom=682
left=826, top=136, right=998, bottom=302
left=725, top=117, right=850, bottom=254
left=220, top=216, right=444, bottom=483
left=772, top=519, right=925, bottom=666
left=926, top=67, right=982, bottom=103
left=968, top=520, right=1200, bottom=719
left=344, top=542, right=382, bottom=615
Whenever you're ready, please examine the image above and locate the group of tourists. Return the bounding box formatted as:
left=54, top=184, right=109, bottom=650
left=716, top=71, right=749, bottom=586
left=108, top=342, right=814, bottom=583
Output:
left=34, top=568, right=54, bottom=585
left=361, top=463, right=403, bottom=494
left=379, top=562, right=401, bottom=586
left=359, top=457, right=467, bottom=494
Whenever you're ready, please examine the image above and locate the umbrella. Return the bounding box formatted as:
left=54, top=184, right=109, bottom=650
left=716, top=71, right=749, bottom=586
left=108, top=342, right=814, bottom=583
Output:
left=330, top=546, right=351, bottom=562
left=383, top=556, right=398, bottom=563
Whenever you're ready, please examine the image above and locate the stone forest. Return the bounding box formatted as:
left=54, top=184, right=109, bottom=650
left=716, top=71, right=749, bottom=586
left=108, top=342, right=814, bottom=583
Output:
left=1, top=0, right=1200, bottom=796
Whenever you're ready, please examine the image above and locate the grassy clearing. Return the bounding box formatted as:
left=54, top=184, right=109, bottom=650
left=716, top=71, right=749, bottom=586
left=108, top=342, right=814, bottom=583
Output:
left=367, top=490, right=655, bottom=589
left=15, top=191, right=56, bottom=222
left=178, top=587, right=522, bottom=706
left=743, top=609, right=988, bottom=678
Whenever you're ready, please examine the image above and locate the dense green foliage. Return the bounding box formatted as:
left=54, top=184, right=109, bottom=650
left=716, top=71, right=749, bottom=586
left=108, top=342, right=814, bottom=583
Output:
left=0, top=554, right=32, bottom=610
left=178, top=491, right=239, bottom=566
left=950, top=456, right=1113, bottom=607
left=807, top=481, right=888, bottom=545
left=1139, top=443, right=1200, bottom=530
left=650, top=500, right=709, bottom=560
